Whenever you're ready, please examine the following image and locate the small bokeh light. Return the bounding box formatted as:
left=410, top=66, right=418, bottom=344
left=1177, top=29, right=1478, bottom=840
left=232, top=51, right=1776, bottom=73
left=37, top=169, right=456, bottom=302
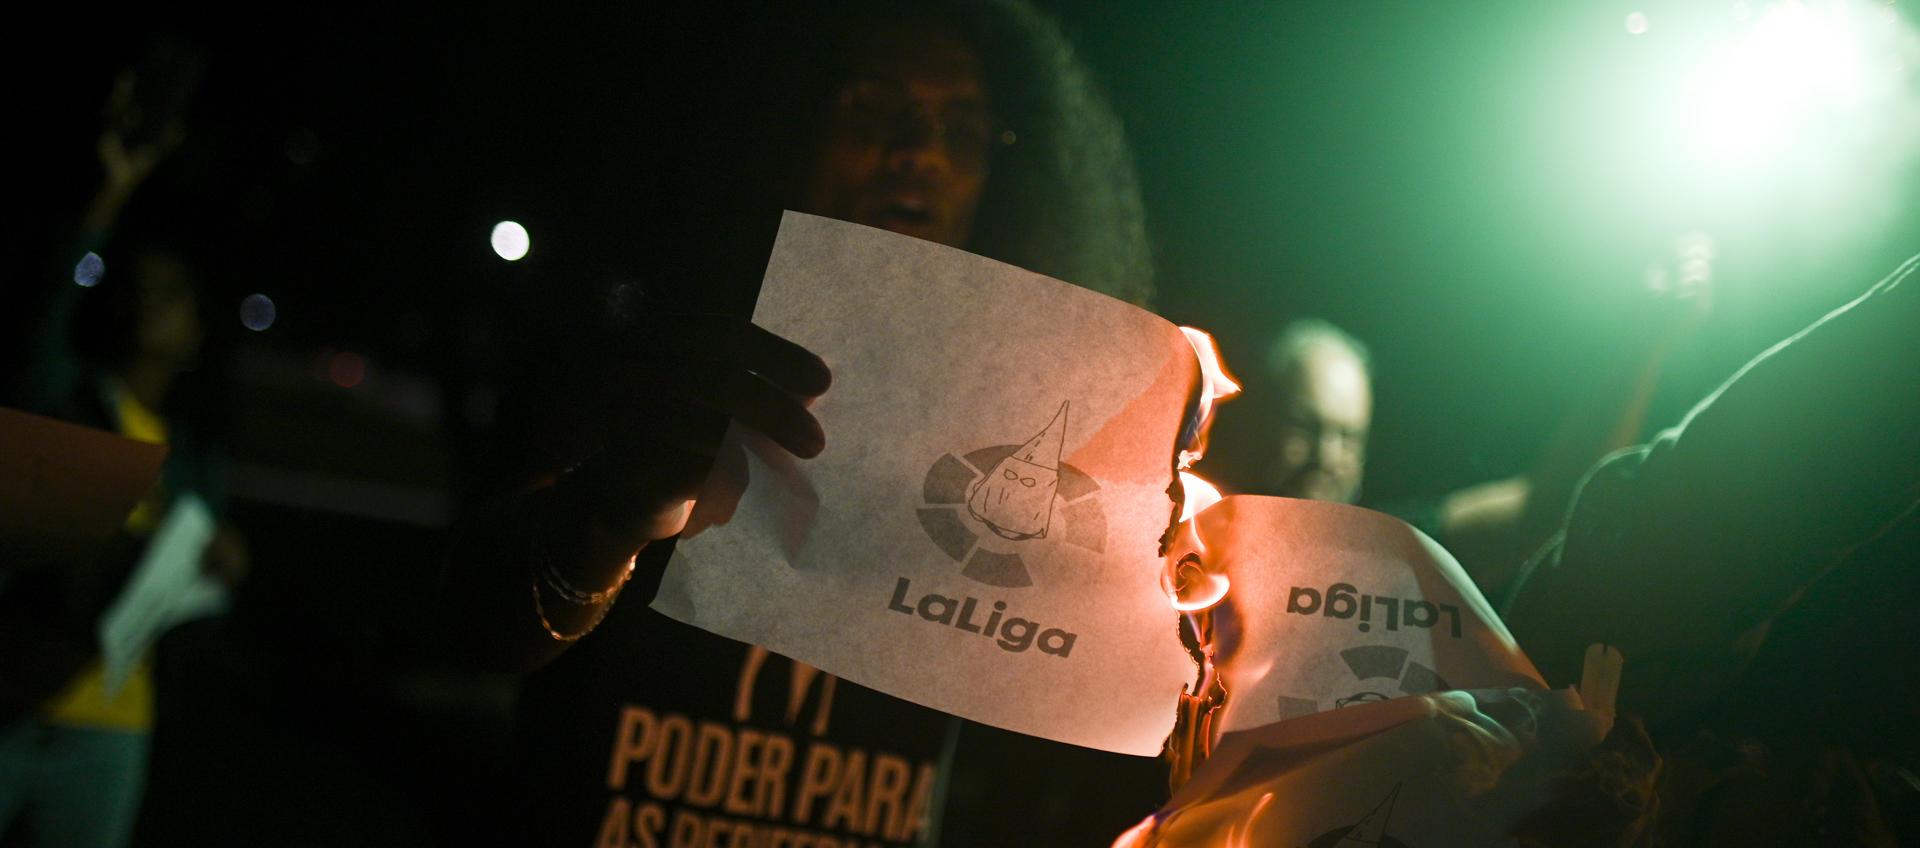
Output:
left=1625, top=11, right=1649, bottom=35
left=490, top=220, right=531, bottom=261
left=328, top=351, right=367, bottom=388
left=239, top=293, right=277, bottom=331
left=74, top=252, right=105, bottom=287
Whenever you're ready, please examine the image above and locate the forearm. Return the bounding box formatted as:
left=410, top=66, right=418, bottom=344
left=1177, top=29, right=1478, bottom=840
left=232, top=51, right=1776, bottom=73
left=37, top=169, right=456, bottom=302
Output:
left=1441, top=337, right=1672, bottom=596
left=1521, top=340, right=1669, bottom=532
left=1509, top=255, right=1920, bottom=705
left=1640, top=253, right=1920, bottom=597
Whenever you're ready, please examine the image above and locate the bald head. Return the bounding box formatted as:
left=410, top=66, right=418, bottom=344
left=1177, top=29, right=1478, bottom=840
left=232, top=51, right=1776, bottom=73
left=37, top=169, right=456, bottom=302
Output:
left=1267, top=321, right=1372, bottom=503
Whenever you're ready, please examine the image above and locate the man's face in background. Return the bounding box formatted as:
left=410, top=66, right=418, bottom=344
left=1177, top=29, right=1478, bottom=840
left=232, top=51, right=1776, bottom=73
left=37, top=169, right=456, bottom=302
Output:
left=801, top=19, right=993, bottom=249
left=1271, top=341, right=1372, bottom=504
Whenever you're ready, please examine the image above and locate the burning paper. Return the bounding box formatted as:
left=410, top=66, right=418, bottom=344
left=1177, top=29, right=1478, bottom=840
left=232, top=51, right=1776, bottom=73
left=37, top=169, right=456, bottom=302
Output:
left=1172, top=496, right=1544, bottom=733
left=656, top=212, right=1197, bottom=755
left=1116, top=688, right=1617, bottom=847
left=656, top=213, right=1544, bottom=761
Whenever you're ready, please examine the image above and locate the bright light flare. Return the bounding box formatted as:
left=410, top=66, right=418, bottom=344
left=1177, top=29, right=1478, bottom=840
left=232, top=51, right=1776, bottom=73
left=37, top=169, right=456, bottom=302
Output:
left=1547, top=0, right=1920, bottom=274
left=490, top=220, right=531, bottom=261
left=1685, top=0, right=1885, bottom=166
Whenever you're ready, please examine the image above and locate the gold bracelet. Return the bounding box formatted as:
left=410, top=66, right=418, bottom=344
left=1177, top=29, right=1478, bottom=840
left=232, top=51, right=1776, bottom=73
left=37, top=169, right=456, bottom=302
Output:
left=537, top=546, right=627, bottom=605
left=530, top=553, right=636, bottom=642
left=523, top=492, right=638, bottom=641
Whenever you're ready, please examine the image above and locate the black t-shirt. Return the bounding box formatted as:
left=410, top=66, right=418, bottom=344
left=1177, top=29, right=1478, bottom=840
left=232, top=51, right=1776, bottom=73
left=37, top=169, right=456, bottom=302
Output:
left=511, top=542, right=954, bottom=848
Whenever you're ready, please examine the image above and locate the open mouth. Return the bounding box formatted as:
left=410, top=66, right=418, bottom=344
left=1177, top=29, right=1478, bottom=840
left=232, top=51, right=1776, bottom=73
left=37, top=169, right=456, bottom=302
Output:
left=873, top=195, right=935, bottom=229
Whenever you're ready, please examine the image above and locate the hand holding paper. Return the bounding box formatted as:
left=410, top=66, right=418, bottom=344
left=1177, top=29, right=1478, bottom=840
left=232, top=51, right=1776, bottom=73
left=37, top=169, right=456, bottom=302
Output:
left=653, top=213, right=1552, bottom=760
left=658, top=212, right=1200, bottom=754
left=543, top=313, right=834, bottom=557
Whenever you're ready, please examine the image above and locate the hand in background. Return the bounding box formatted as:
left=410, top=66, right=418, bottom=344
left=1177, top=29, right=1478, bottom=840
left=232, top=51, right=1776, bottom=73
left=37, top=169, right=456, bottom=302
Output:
left=1638, top=231, right=1716, bottom=338
left=83, top=67, right=190, bottom=234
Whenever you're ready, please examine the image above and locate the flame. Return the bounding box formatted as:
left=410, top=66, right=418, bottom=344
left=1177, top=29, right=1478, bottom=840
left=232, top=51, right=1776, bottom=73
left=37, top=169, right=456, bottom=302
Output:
left=1108, top=789, right=1277, bottom=848
left=1165, top=471, right=1230, bottom=610
left=1159, top=326, right=1240, bottom=795
left=1161, top=328, right=1237, bottom=614
left=1177, top=470, right=1225, bottom=525
left=1176, top=327, right=1241, bottom=470
left=1163, top=557, right=1230, bottom=611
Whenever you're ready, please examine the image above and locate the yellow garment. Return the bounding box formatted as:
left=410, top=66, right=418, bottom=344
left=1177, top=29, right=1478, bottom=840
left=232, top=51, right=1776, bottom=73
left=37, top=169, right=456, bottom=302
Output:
left=116, top=388, right=170, bottom=530
left=42, top=386, right=167, bottom=731
left=40, top=656, right=155, bottom=731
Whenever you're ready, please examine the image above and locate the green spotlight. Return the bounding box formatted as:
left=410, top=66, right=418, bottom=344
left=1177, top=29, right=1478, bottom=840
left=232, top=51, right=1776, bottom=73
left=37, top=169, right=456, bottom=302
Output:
left=1682, top=0, right=1888, bottom=170
left=1525, top=0, right=1920, bottom=272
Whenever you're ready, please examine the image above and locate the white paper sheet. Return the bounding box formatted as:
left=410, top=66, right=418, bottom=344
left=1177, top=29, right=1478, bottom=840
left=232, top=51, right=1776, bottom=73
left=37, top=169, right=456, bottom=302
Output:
left=98, top=492, right=229, bottom=694
left=1178, top=495, right=1544, bottom=733
left=656, top=212, right=1198, bottom=755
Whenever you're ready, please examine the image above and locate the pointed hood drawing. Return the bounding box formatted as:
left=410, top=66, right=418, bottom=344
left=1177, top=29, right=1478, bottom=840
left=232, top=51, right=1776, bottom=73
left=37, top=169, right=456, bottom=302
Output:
left=967, top=402, right=1068, bottom=540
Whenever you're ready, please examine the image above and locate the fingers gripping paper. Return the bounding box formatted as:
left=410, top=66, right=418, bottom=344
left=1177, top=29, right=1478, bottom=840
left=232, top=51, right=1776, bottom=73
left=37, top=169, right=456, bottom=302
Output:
left=655, top=212, right=1198, bottom=755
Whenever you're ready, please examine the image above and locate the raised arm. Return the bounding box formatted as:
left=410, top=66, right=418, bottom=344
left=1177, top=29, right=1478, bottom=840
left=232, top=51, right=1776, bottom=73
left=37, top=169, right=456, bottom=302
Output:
left=7, top=71, right=181, bottom=413
left=1444, top=239, right=1711, bottom=599
left=1505, top=254, right=1920, bottom=711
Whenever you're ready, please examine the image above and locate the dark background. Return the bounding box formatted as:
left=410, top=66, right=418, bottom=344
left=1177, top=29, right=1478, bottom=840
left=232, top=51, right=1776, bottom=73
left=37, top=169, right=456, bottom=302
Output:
left=5, top=1, right=1916, bottom=844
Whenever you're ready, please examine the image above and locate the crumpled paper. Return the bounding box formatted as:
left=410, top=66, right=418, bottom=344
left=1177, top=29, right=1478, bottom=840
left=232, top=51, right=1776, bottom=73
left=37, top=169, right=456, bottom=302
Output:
left=1116, top=688, right=1623, bottom=848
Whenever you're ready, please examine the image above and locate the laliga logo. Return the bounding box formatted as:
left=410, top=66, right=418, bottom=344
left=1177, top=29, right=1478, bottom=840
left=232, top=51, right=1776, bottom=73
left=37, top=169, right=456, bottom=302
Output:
left=1274, top=645, right=1452, bottom=721
left=915, top=401, right=1106, bottom=588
